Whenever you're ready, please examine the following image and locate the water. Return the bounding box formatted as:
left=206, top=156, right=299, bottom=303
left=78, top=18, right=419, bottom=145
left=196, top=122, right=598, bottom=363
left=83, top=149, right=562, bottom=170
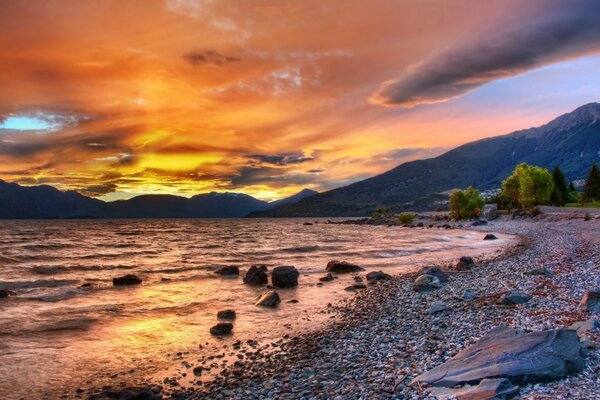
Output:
left=0, top=219, right=513, bottom=399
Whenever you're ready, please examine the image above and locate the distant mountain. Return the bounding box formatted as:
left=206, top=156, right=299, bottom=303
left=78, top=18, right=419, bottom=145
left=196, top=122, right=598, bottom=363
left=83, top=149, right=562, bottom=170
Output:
left=0, top=182, right=315, bottom=219
left=265, top=188, right=318, bottom=209
left=251, top=103, right=600, bottom=217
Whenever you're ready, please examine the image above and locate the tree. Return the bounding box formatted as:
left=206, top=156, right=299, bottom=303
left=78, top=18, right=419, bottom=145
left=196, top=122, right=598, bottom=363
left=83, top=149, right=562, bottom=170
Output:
left=500, top=163, right=554, bottom=209
left=550, top=166, right=569, bottom=206
left=449, top=186, right=484, bottom=220
left=583, top=162, right=600, bottom=202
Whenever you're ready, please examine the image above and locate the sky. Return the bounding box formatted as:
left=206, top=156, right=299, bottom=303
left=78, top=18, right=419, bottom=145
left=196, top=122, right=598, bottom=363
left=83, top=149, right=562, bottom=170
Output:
left=1, top=0, right=600, bottom=201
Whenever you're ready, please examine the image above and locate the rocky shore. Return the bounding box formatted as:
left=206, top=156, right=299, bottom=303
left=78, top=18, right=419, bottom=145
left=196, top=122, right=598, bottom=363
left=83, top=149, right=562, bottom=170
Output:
left=89, top=210, right=600, bottom=400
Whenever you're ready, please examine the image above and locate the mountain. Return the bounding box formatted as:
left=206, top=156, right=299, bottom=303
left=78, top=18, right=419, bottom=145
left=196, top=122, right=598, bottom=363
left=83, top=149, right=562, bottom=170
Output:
left=251, top=103, right=600, bottom=217
left=265, top=188, right=318, bottom=209
left=0, top=183, right=315, bottom=219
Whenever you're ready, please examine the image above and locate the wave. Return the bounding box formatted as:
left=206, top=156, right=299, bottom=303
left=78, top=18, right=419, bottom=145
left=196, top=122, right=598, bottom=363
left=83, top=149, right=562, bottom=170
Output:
left=0, top=279, right=78, bottom=291
left=30, top=265, right=136, bottom=275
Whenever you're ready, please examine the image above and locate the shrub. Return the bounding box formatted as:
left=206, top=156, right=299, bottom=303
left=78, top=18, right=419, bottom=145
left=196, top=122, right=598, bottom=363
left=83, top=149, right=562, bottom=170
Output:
left=449, top=187, right=484, bottom=220
left=371, top=207, right=391, bottom=219
left=500, top=163, right=553, bottom=209
left=397, top=213, right=414, bottom=224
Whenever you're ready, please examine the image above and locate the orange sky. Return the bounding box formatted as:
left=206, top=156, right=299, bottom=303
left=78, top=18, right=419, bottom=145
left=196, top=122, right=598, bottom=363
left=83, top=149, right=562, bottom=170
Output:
left=1, top=0, right=600, bottom=201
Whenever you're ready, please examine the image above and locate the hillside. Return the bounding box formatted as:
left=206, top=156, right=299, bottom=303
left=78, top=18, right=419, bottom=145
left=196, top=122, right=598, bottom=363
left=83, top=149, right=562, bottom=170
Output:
left=251, top=103, right=600, bottom=217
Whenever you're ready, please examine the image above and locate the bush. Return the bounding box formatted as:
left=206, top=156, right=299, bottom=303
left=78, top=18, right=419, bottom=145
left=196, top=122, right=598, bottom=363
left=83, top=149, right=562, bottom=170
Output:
left=371, top=207, right=391, bottom=219
left=397, top=213, right=414, bottom=224
left=500, top=163, right=553, bottom=209
left=449, top=187, right=484, bottom=220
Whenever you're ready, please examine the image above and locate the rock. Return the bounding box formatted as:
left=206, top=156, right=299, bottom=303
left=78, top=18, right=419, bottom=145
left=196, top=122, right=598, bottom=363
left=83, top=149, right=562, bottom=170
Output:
left=214, top=266, right=239, bottom=276
left=217, top=309, right=236, bottom=320
left=427, top=378, right=519, bottom=400
left=481, top=204, right=498, bottom=220
left=271, top=266, right=299, bottom=287
left=525, top=268, right=553, bottom=276
left=112, top=274, right=142, bottom=286
left=460, top=256, right=474, bottom=264
left=89, top=386, right=163, bottom=400
left=80, top=283, right=93, bottom=288
left=416, top=222, right=425, bottom=227
left=366, top=271, right=391, bottom=283
left=319, top=273, right=334, bottom=282
left=344, top=286, right=356, bottom=292
left=483, top=234, right=498, bottom=240
left=243, top=265, right=268, bottom=285
left=463, top=289, right=476, bottom=300
left=579, top=290, right=600, bottom=313
left=427, top=301, right=447, bottom=314
left=456, top=260, right=473, bottom=271
left=256, top=291, right=281, bottom=307
left=353, top=283, right=367, bottom=289
left=326, top=260, right=364, bottom=273
left=498, top=290, right=531, bottom=305
left=570, top=319, right=600, bottom=334
left=472, top=220, right=488, bottom=226
left=210, top=322, right=233, bottom=336
left=303, top=222, right=313, bottom=225
left=413, top=274, right=442, bottom=292
left=416, top=266, right=449, bottom=283
left=414, top=326, right=585, bottom=387
left=353, top=276, right=363, bottom=283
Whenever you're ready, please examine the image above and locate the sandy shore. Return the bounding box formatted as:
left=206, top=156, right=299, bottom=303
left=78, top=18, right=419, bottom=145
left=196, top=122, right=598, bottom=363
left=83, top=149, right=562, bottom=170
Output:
left=89, top=210, right=600, bottom=400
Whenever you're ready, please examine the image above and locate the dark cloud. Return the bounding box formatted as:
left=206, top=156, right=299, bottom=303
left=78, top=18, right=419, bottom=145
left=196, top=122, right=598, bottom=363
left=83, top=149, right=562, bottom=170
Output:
left=246, top=153, right=314, bottom=166
left=371, top=0, right=600, bottom=107
left=79, top=182, right=118, bottom=196
left=183, top=50, right=240, bottom=67
left=230, top=166, right=316, bottom=187
left=307, top=168, right=325, bottom=173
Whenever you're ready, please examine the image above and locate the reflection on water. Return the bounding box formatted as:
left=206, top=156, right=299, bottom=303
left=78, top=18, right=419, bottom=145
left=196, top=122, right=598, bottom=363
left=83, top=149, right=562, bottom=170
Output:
left=0, top=219, right=513, bottom=399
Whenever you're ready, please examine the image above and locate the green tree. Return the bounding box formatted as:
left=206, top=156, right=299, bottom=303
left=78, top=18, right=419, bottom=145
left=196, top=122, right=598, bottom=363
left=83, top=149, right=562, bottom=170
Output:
left=449, top=186, right=484, bottom=220
left=583, top=162, right=600, bottom=202
left=500, top=163, right=554, bottom=208
left=550, top=166, right=569, bottom=206
left=371, top=206, right=391, bottom=219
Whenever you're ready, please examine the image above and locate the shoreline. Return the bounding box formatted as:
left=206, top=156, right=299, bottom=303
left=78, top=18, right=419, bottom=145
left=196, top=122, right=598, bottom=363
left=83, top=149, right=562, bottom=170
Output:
left=160, top=212, right=599, bottom=399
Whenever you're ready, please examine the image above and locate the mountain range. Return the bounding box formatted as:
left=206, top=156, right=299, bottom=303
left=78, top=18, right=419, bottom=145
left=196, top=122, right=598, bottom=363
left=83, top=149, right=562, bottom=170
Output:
left=1, top=103, right=599, bottom=219
left=251, top=102, right=600, bottom=217
left=0, top=181, right=317, bottom=219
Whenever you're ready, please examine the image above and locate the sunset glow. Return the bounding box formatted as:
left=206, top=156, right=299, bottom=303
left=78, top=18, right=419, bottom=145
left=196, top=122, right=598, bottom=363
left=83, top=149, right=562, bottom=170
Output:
left=2, top=0, right=600, bottom=201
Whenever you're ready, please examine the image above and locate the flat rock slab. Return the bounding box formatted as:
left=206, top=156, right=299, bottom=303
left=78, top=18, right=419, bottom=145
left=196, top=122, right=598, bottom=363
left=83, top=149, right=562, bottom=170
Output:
left=427, top=378, right=519, bottom=400
left=414, top=326, right=585, bottom=388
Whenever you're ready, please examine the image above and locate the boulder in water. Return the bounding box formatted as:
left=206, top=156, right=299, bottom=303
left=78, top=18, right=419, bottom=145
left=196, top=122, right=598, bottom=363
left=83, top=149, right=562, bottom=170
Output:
left=319, top=273, right=334, bottom=282
left=413, top=326, right=585, bottom=387
left=217, top=309, right=236, bottom=320
left=210, top=322, right=233, bottom=336
left=214, top=266, right=239, bottom=276
left=366, top=271, right=391, bottom=283
left=326, top=260, right=364, bottom=273
left=243, top=265, right=268, bottom=285
left=271, top=266, right=299, bottom=287
left=112, top=274, right=142, bottom=286
left=483, top=233, right=498, bottom=240
left=256, top=290, right=281, bottom=307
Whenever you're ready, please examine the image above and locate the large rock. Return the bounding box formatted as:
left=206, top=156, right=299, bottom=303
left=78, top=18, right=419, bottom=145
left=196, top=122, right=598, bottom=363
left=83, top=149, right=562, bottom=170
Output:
left=256, top=290, right=281, bottom=307
left=214, top=266, right=239, bottom=276
left=579, top=290, right=600, bottom=313
left=271, top=266, right=299, bottom=287
left=497, top=290, right=531, bottom=305
left=483, top=234, right=498, bottom=240
left=416, top=266, right=449, bottom=283
left=427, top=378, right=519, bottom=400
left=481, top=204, right=498, bottom=220
left=243, top=265, right=268, bottom=285
left=326, top=260, right=364, bottom=273
left=366, top=271, right=391, bottom=283
left=413, top=274, right=442, bottom=292
left=217, top=309, right=236, bottom=320
left=89, top=386, right=163, bottom=400
left=112, top=274, right=142, bottom=286
left=414, top=326, right=585, bottom=388
left=210, top=322, right=233, bottom=336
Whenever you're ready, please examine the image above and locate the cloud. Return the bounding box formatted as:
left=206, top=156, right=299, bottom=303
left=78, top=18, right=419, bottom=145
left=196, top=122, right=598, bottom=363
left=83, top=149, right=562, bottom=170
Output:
left=183, top=50, right=240, bottom=67
left=245, top=152, right=314, bottom=166
left=230, top=166, right=316, bottom=187
left=80, top=182, right=118, bottom=196
left=370, top=0, right=600, bottom=107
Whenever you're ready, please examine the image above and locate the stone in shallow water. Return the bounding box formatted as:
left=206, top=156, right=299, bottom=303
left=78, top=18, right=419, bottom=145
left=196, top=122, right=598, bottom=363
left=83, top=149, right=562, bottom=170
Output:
left=326, top=260, right=364, bottom=273
left=413, top=326, right=585, bottom=388
left=483, top=234, right=497, bottom=240
left=579, top=290, right=600, bottom=313
left=210, top=322, right=233, bottom=336
left=319, top=273, right=334, bottom=282
left=217, top=309, right=236, bottom=320
left=271, top=265, right=299, bottom=287
left=112, top=274, right=142, bottom=286
left=497, top=290, right=531, bottom=305
left=243, top=265, right=268, bottom=285
left=214, top=265, right=239, bottom=276
left=426, top=378, right=519, bottom=400
left=256, top=290, right=281, bottom=307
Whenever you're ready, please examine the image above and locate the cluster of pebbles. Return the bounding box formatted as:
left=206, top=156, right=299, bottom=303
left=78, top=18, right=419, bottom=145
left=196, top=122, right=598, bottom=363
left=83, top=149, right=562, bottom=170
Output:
left=88, top=214, right=600, bottom=400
